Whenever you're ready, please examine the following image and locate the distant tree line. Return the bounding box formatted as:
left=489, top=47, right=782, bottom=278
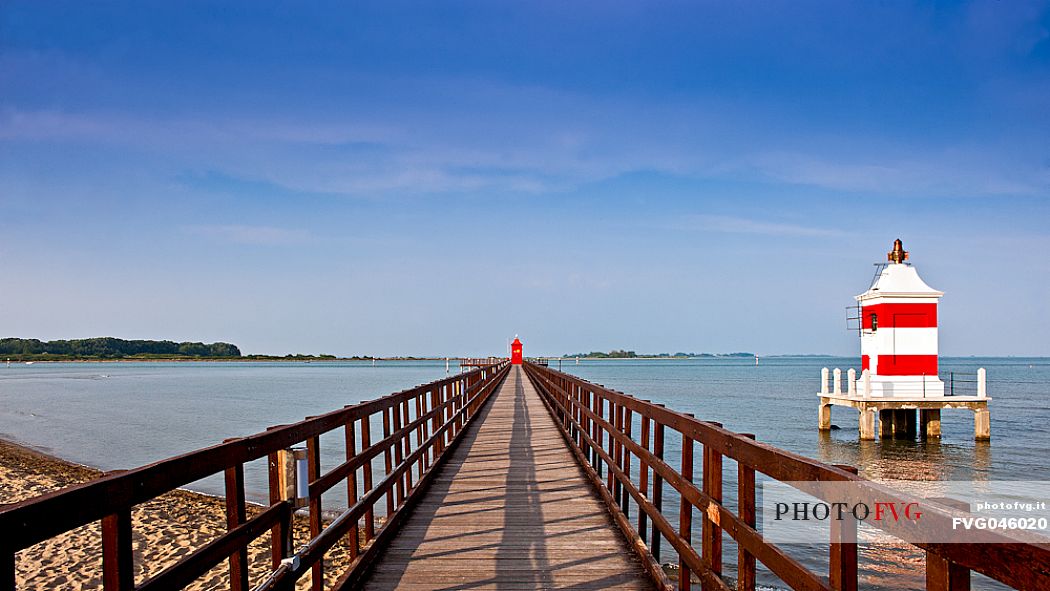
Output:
left=566, top=350, right=639, bottom=358
left=0, top=337, right=241, bottom=359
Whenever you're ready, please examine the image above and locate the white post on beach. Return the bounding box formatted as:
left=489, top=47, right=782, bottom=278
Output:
left=833, top=368, right=842, bottom=395
left=977, top=368, right=987, bottom=398
left=847, top=368, right=857, bottom=396
left=821, top=368, right=829, bottom=395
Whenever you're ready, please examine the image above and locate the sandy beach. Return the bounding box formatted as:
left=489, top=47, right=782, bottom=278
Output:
left=0, top=439, right=356, bottom=590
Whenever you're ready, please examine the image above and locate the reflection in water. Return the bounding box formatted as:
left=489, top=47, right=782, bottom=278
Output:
left=786, top=426, right=1003, bottom=590
left=816, top=432, right=993, bottom=482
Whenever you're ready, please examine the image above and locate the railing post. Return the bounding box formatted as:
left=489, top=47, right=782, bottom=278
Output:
left=450, top=381, right=460, bottom=436
left=306, top=435, right=323, bottom=591
left=400, top=399, right=413, bottom=492
left=927, top=555, right=971, bottom=591
left=680, top=435, right=695, bottom=591
left=562, top=383, right=570, bottom=429
left=702, top=422, right=723, bottom=591
left=737, top=434, right=757, bottom=591
left=611, top=400, right=622, bottom=498
left=101, top=507, right=134, bottom=591
left=622, top=407, right=633, bottom=518
left=392, top=402, right=406, bottom=505
left=361, top=415, right=376, bottom=541
left=594, top=394, right=604, bottom=478
left=926, top=498, right=971, bottom=591
left=574, top=384, right=583, bottom=446
left=830, top=465, right=858, bottom=591
left=223, top=456, right=249, bottom=591
left=442, top=383, right=452, bottom=447
left=345, top=419, right=360, bottom=560
left=638, top=415, right=651, bottom=544
left=267, top=432, right=291, bottom=569
left=415, top=393, right=426, bottom=477
left=651, top=421, right=665, bottom=562
left=382, top=407, right=395, bottom=518
left=583, top=388, right=593, bottom=465
left=430, top=386, right=442, bottom=456
left=579, top=384, right=588, bottom=453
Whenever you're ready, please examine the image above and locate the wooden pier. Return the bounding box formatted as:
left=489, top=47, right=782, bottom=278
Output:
left=2, top=362, right=1048, bottom=591
left=363, top=367, right=650, bottom=590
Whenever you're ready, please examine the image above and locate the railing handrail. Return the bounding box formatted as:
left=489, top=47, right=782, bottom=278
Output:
left=1, top=361, right=511, bottom=591
left=523, top=361, right=1050, bottom=591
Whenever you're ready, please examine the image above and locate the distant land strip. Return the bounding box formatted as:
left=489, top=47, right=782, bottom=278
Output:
left=0, top=337, right=424, bottom=362
left=563, top=349, right=756, bottom=359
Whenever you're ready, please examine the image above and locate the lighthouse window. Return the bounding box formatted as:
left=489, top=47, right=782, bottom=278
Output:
left=870, top=313, right=878, bottom=331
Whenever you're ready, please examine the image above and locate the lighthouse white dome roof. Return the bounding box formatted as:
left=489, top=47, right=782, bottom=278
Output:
left=856, top=263, right=943, bottom=302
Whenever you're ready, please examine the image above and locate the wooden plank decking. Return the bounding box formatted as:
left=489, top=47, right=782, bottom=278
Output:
left=361, top=366, right=654, bottom=590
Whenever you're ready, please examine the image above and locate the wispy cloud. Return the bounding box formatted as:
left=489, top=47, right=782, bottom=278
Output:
left=183, top=224, right=311, bottom=245
left=748, top=150, right=1047, bottom=197
left=680, top=214, right=844, bottom=238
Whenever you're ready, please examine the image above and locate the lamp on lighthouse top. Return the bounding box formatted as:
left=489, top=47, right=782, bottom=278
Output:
left=855, top=239, right=944, bottom=397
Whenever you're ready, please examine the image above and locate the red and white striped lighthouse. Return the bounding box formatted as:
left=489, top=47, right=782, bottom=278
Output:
left=856, top=239, right=944, bottom=397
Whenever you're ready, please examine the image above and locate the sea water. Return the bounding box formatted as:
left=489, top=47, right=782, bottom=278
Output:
left=1, top=357, right=1046, bottom=590
left=0, top=361, right=445, bottom=505
left=559, top=356, right=1050, bottom=591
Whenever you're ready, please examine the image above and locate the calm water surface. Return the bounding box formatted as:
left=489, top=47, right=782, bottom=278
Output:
left=560, top=356, right=1050, bottom=591
left=1, top=357, right=1046, bottom=590
left=0, top=360, right=447, bottom=507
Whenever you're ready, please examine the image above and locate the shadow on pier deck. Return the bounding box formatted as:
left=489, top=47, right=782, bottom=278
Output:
left=362, top=367, right=651, bottom=590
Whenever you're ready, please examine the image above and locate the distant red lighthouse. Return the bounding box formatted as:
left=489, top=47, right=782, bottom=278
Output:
left=510, top=337, right=523, bottom=365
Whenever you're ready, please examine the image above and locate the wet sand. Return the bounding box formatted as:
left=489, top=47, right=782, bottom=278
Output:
left=0, top=439, right=355, bottom=590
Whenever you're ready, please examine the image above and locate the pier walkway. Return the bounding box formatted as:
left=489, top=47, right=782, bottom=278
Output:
left=362, top=366, right=652, bottom=590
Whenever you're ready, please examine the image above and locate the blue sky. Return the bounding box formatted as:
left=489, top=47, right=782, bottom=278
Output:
left=2, top=1, right=1049, bottom=356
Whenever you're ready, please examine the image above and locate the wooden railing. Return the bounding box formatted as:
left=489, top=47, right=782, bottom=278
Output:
left=0, top=361, right=510, bottom=591
left=458, top=357, right=504, bottom=368
left=523, top=361, right=1050, bottom=591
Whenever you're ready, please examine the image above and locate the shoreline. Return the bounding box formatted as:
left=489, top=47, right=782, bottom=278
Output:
left=1, top=437, right=354, bottom=590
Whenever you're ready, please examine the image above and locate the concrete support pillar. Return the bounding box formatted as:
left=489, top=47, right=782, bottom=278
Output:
left=920, top=409, right=941, bottom=438
left=903, top=409, right=917, bottom=438
left=818, top=398, right=832, bottom=430
left=878, top=410, right=917, bottom=439
left=879, top=409, right=894, bottom=439
left=859, top=408, right=876, bottom=441
left=975, top=407, right=990, bottom=441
